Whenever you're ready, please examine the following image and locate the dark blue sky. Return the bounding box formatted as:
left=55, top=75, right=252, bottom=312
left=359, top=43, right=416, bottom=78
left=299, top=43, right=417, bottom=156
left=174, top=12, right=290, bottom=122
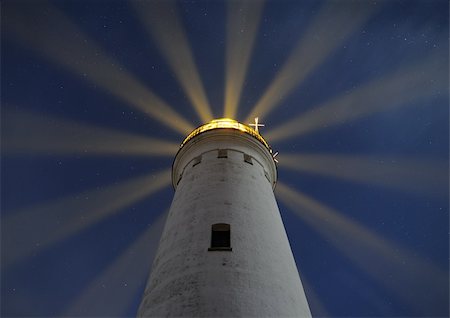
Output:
left=1, top=0, right=448, bottom=317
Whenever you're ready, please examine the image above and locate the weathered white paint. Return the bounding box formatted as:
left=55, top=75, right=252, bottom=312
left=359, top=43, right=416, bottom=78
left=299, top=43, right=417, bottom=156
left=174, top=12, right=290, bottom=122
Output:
left=138, top=128, right=311, bottom=317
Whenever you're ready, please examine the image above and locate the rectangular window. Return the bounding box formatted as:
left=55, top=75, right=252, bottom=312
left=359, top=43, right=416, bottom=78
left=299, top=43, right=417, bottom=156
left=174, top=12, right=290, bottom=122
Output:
left=176, top=174, right=182, bottom=185
left=244, top=153, right=253, bottom=165
left=218, top=149, right=228, bottom=158
left=208, top=223, right=232, bottom=251
left=193, top=155, right=202, bottom=167
left=264, top=171, right=270, bottom=183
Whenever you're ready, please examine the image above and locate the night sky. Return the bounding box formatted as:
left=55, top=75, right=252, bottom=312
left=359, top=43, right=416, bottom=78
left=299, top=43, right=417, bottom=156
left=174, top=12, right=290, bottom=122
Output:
left=1, top=0, right=449, bottom=317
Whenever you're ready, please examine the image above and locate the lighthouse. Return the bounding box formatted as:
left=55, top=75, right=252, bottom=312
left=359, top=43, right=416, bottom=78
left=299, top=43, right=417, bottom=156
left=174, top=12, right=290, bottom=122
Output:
left=138, top=118, right=311, bottom=317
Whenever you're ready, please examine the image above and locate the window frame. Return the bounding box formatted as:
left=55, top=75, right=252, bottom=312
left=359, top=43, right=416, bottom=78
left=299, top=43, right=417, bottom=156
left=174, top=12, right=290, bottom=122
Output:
left=243, top=153, right=253, bottom=165
left=208, top=223, right=232, bottom=251
left=217, top=149, right=228, bottom=158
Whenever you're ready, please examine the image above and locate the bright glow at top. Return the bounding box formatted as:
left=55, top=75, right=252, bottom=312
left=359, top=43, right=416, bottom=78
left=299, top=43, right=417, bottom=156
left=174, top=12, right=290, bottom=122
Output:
left=181, top=118, right=271, bottom=150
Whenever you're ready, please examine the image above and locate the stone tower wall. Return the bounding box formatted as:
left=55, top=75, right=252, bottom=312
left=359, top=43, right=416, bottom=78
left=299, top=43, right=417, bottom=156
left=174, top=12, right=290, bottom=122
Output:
left=138, top=129, right=311, bottom=317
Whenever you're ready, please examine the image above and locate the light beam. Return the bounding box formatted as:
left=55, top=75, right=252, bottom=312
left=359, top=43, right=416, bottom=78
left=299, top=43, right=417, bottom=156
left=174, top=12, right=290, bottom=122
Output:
left=2, top=169, right=171, bottom=268
left=63, top=212, right=167, bottom=316
left=133, top=0, right=213, bottom=123
left=300, top=274, right=330, bottom=317
left=265, top=52, right=447, bottom=142
left=276, top=183, right=448, bottom=313
left=5, top=2, right=193, bottom=135
left=2, top=111, right=179, bottom=157
left=244, top=0, right=377, bottom=122
left=224, top=0, right=264, bottom=119
left=279, top=153, right=448, bottom=197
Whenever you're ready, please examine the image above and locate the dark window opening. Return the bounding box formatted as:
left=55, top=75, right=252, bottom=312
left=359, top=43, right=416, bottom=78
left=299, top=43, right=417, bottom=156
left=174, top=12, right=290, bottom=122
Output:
left=264, top=171, right=270, bottom=183
left=193, top=155, right=202, bottom=167
left=208, top=223, right=232, bottom=251
left=244, top=153, right=253, bottom=165
left=218, top=149, right=228, bottom=158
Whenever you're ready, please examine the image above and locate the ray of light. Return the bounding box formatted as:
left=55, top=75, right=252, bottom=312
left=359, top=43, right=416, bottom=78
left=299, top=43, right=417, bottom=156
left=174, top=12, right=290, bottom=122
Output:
left=279, top=153, right=448, bottom=197
left=2, top=169, right=171, bottom=268
left=5, top=2, right=193, bottom=135
left=2, top=111, right=179, bottom=157
left=244, top=0, right=377, bottom=123
left=63, top=211, right=167, bottom=316
left=299, top=274, right=329, bottom=318
left=133, top=0, right=213, bottom=123
left=276, top=183, right=448, bottom=313
left=223, top=0, right=264, bottom=119
left=265, top=52, right=447, bottom=142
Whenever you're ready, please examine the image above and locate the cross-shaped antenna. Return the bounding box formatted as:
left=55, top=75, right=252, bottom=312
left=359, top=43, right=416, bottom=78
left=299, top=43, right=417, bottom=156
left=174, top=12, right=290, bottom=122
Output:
left=270, top=149, right=279, bottom=163
left=249, top=117, right=264, bottom=133
left=272, top=151, right=279, bottom=163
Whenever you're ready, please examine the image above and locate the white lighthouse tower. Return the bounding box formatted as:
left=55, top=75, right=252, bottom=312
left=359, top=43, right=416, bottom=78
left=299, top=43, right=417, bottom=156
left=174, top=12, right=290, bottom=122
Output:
left=138, top=118, right=311, bottom=317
